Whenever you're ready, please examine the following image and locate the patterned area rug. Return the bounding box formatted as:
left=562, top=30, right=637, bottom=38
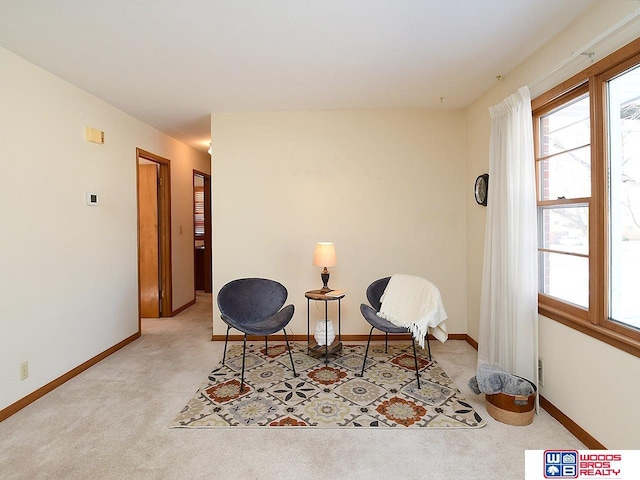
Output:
left=171, top=343, right=486, bottom=428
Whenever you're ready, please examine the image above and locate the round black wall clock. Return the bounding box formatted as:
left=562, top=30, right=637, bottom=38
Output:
left=474, top=173, right=489, bottom=206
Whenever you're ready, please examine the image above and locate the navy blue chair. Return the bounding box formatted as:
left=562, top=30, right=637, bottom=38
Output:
left=218, top=278, right=298, bottom=392
left=357, top=277, right=431, bottom=388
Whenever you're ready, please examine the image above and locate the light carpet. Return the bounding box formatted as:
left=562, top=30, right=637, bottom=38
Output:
left=171, top=343, right=486, bottom=429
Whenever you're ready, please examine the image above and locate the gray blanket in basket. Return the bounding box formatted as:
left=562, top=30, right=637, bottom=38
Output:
left=468, top=364, right=534, bottom=396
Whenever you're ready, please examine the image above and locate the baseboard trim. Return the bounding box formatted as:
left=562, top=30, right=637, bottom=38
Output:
left=211, top=333, right=470, bottom=342
left=464, top=334, right=478, bottom=350
left=462, top=334, right=604, bottom=449
left=0, top=331, right=141, bottom=423
left=171, top=298, right=196, bottom=316
left=539, top=395, right=606, bottom=449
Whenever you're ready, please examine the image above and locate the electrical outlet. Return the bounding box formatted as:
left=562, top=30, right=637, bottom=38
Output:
left=538, top=358, right=544, bottom=387
left=20, top=361, right=29, bottom=381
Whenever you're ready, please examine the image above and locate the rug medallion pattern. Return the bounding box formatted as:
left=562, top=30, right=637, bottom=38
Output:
left=171, top=343, right=486, bottom=429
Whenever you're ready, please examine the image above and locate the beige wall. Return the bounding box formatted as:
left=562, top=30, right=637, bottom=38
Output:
left=211, top=110, right=466, bottom=338
left=539, top=318, right=640, bottom=449
left=167, top=145, right=211, bottom=309
left=0, top=47, right=209, bottom=411
left=464, top=1, right=640, bottom=448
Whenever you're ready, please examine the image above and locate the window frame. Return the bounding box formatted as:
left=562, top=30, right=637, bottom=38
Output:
left=532, top=37, right=640, bottom=358
left=535, top=85, right=591, bottom=312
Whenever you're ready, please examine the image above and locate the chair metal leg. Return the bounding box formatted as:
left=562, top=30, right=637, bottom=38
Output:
left=239, top=334, right=247, bottom=393
left=357, top=327, right=375, bottom=377
left=222, top=325, right=231, bottom=365
left=426, top=335, right=432, bottom=361
left=385, top=332, right=388, bottom=353
left=411, top=339, right=421, bottom=389
left=283, top=328, right=298, bottom=377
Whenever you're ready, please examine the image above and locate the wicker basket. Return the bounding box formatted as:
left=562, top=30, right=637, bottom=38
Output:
left=485, top=379, right=537, bottom=426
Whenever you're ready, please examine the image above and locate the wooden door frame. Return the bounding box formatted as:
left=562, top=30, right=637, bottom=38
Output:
left=194, top=169, right=212, bottom=293
left=136, top=148, right=173, bottom=321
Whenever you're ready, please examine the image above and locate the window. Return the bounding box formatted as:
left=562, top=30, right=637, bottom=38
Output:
left=194, top=185, right=205, bottom=238
left=533, top=38, right=640, bottom=357
left=607, top=64, right=640, bottom=331
left=537, top=91, right=591, bottom=309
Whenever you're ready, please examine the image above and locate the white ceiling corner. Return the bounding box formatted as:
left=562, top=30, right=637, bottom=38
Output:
left=0, top=0, right=598, bottom=152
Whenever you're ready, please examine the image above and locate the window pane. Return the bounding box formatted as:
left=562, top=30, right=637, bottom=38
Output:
left=537, top=93, right=591, bottom=308
left=539, top=251, right=588, bottom=308
left=608, top=65, right=640, bottom=330
left=540, top=94, right=590, bottom=156
left=540, top=206, right=589, bottom=255
left=539, top=147, right=591, bottom=200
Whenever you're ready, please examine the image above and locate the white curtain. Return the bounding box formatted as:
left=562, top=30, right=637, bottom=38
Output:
left=477, top=86, right=538, bottom=385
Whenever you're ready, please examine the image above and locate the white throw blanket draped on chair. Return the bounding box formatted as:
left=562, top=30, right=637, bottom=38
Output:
left=377, top=274, right=448, bottom=347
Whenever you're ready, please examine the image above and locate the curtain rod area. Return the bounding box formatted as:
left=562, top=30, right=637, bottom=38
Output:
left=528, top=6, right=640, bottom=94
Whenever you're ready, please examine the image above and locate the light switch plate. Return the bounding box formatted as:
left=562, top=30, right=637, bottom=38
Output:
left=86, top=192, right=99, bottom=206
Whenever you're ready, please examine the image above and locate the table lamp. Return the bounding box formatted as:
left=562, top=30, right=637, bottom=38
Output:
left=312, top=242, right=336, bottom=293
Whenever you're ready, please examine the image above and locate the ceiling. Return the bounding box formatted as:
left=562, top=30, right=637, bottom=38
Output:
left=0, top=0, right=598, bottom=152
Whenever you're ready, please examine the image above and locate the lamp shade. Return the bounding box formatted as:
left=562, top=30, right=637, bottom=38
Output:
left=312, top=242, right=336, bottom=267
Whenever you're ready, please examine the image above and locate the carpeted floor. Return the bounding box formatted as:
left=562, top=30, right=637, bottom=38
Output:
left=172, top=343, right=485, bottom=428
left=0, top=293, right=586, bottom=480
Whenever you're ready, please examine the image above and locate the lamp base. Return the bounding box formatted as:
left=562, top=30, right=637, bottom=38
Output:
left=320, top=268, right=330, bottom=293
